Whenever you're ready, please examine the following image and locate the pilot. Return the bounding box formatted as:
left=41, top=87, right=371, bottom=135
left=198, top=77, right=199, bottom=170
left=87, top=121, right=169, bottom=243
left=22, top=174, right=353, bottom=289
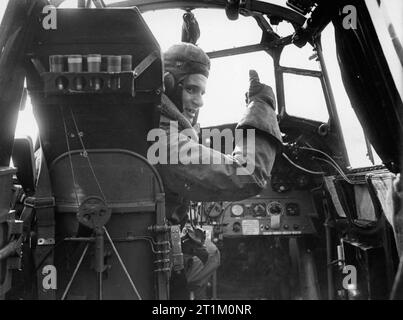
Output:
left=157, top=42, right=283, bottom=299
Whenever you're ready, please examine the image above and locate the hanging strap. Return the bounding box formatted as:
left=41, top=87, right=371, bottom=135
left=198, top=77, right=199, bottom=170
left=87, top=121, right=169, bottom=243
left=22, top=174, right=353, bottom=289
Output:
left=24, top=150, right=56, bottom=300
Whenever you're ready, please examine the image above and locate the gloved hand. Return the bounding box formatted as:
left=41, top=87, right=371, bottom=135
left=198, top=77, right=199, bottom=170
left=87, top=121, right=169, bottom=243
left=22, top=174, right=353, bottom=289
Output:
left=245, top=70, right=275, bottom=110
left=181, top=227, right=209, bottom=264
left=237, top=69, right=282, bottom=150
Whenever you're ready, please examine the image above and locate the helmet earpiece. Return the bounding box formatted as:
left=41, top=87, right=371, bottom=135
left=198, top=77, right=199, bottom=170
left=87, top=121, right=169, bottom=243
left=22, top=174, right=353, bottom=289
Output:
left=164, top=72, right=184, bottom=112
left=163, top=72, right=176, bottom=95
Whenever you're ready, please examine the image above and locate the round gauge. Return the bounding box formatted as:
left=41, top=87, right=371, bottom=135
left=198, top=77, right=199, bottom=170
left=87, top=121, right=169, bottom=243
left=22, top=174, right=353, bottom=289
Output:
left=231, top=204, right=244, bottom=217
left=253, top=203, right=267, bottom=217
left=267, top=201, right=284, bottom=215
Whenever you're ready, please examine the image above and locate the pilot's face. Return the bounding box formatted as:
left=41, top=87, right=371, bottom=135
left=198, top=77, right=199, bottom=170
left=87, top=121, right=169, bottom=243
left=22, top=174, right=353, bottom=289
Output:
left=181, top=73, right=207, bottom=123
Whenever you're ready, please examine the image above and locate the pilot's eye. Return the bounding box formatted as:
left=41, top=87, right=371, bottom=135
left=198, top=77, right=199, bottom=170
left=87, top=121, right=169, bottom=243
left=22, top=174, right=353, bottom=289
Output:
left=185, top=86, right=196, bottom=94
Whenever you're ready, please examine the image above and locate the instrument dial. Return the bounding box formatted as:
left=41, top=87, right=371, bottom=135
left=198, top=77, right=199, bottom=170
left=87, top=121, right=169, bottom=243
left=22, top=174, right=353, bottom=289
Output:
left=253, top=203, right=267, bottom=217
left=267, top=201, right=284, bottom=215
left=231, top=204, right=244, bottom=217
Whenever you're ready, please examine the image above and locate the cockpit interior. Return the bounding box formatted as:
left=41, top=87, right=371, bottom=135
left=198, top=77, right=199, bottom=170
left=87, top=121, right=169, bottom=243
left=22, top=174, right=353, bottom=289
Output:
left=0, top=0, right=402, bottom=300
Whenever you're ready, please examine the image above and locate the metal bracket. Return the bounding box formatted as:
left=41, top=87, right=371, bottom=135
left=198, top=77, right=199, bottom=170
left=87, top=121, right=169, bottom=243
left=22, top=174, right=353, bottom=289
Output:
left=170, top=225, right=184, bottom=271
left=24, top=196, right=55, bottom=209
left=7, top=219, right=23, bottom=239
left=37, top=238, right=55, bottom=246
left=133, top=51, right=159, bottom=79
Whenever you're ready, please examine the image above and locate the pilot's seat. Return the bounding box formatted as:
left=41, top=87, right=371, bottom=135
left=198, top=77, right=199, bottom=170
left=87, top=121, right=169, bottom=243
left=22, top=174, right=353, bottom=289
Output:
left=22, top=7, right=173, bottom=299
left=49, top=150, right=169, bottom=300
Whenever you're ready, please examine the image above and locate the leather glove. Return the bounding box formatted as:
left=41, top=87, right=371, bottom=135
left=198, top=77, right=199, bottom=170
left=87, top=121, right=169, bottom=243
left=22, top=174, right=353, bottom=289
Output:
left=181, top=227, right=209, bottom=264
left=237, top=69, right=283, bottom=149
left=245, top=70, right=275, bottom=109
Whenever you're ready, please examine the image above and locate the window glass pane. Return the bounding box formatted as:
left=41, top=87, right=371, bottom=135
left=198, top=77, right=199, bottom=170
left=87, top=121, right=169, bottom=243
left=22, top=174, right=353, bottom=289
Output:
left=275, top=20, right=320, bottom=70
left=321, top=23, right=382, bottom=167
left=280, top=42, right=321, bottom=71
left=381, top=0, right=403, bottom=43
left=143, top=9, right=262, bottom=52
left=283, top=73, right=328, bottom=122
left=369, top=0, right=403, bottom=102
left=0, top=1, right=7, bottom=22
left=275, top=20, right=296, bottom=37
left=142, top=9, right=274, bottom=127
left=14, top=96, right=38, bottom=143
left=142, top=9, right=183, bottom=51
left=58, top=0, right=80, bottom=7
left=199, top=52, right=275, bottom=127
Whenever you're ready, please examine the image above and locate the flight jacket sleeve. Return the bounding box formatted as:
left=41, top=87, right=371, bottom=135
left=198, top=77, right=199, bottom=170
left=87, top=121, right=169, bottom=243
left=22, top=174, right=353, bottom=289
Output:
left=156, top=92, right=283, bottom=202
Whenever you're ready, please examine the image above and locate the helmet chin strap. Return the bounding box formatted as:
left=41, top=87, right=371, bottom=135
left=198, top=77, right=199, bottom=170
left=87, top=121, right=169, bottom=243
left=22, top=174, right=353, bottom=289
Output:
left=192, top=110, right=199, bottom=126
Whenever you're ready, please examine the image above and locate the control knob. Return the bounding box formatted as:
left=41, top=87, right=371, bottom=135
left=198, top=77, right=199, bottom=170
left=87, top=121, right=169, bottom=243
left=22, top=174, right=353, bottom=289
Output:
left=233, top=222, right=241, bottom=233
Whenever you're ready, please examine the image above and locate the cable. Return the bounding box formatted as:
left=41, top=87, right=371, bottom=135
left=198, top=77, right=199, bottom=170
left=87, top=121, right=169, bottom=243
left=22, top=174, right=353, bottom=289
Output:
left=313, top=157, right=357, bottom=185
left=282, top=153, right=325, bottom=175
left=103, top=226, right=142, bottom=300
left=60, top=106, right=80, bottom=207
left=297, top=145, right=360, bottom=184
left=300, top=146, right=350, bottom=178
left=61, top=243, right=89, bottom=300
left=122, top=236, right=160, bottom=253
left=69, top=107, right=108, bottom=203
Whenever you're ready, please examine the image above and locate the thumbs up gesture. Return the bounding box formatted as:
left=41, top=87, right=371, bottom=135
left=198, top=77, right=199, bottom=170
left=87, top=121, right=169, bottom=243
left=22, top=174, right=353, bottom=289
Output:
left=245, top=70, right=276, bottom=110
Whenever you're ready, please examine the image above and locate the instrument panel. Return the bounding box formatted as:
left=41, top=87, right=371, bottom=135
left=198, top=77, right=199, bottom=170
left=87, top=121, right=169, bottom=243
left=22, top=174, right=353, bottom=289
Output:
left=204, top=190, right=317, bottom=238
left=199, top=138, right=320, bottom=239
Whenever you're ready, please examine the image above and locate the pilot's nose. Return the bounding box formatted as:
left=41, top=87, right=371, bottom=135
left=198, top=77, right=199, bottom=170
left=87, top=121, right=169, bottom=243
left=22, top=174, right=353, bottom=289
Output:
left=193, top=94, right=203, bottom=108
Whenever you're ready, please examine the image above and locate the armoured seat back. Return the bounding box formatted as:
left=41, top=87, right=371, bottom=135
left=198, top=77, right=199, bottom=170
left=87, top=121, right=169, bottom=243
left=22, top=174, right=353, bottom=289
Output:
left=25, top=8, right=168, bottom=299
left=49, top=150, right=168, bottom=300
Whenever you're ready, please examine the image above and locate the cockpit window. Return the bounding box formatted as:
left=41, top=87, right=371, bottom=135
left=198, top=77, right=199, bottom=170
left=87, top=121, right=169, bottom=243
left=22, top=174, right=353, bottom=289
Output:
left=321, top=23, right=383, bottom=167
left=0, top=2, right=6, bottom=21
left=280, top=43, right=321, bottom=71
left=143, top=9, right=263, bottom=52
left=380, top=0, right=403, bottom=43
left=283, top=73, right=328, bottom=122
left=367, top=0, right=403, bottom=103
left=198, top=52, right=276, bottom=127
left=143, top=9, right=273, bottom=127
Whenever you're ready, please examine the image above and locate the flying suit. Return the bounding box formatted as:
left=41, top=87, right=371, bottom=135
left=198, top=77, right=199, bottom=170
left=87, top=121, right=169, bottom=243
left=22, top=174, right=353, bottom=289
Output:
left=156, top=89, right=283, bottom=225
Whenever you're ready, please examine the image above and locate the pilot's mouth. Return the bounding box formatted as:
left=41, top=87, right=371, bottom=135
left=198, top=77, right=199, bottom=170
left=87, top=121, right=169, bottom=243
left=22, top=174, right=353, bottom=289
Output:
left=184, top=107, right=197, bottom=120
